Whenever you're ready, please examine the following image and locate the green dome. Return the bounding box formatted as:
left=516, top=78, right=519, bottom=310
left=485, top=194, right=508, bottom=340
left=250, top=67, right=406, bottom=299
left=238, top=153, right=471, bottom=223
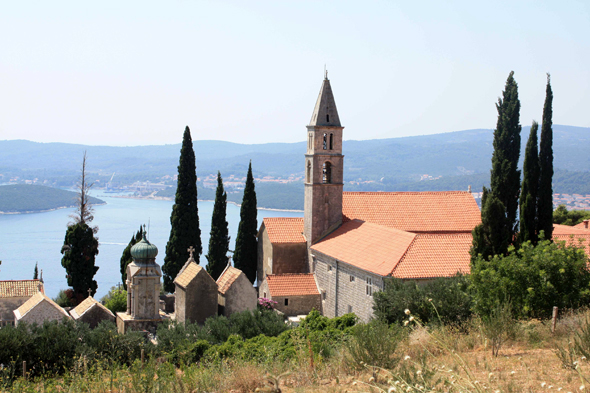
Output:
left=131, top=236, right=158, bottom=260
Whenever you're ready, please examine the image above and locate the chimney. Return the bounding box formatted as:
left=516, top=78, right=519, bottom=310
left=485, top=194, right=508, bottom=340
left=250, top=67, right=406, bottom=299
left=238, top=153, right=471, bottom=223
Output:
left=584, top=220, right=589, bottom=229
left=468, top=185, right=471, bottom=193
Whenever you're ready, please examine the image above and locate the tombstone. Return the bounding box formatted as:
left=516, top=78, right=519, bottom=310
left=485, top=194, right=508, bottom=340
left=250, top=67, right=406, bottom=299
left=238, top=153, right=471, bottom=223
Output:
left=174, top=246, right=217, bottom=324
left=116, top=234, right=165, bottom=333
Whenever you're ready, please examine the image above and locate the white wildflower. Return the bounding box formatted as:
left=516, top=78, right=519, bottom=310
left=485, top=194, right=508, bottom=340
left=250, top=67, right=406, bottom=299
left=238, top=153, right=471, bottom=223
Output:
left=416, top=370, right=422, bottom=375
left=409, top=316, right=415, bottom=322
left=388, top=387, right=397, bottom=393
left=404, top=355, right=411, bottom=361
left=580, top=386, right=585, bottom=391
left=405, top=309, right=411, bottom=315
left=404, top=321, right=409, bottom=326
left=542, top=382, right=547, bottom=388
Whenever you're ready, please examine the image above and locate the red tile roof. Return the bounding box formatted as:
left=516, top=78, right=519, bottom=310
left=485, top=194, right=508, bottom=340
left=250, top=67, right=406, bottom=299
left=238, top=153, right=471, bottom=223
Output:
left=311, top=220, right=416, bottom=276
left=266, top=273, right=319, bottom=297
left=217, top=265, right=243, bottom=295
left=552, top=225, right=590, bottom=256
left=393, top=233, right=473, bottom=279
left=0, top=280, right=44, bottom=298
left=342, top=191, right=481, bottom=233
left=574, top=221, right=590, bottom=230
left=553, top=224, right=590, bottom=235
left=263, top=217, right=305, bottom=244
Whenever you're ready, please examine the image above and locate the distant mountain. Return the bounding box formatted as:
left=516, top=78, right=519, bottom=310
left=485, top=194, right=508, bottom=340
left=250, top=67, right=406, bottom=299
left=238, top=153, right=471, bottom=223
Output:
left=0, top=184, right=105, bottom=214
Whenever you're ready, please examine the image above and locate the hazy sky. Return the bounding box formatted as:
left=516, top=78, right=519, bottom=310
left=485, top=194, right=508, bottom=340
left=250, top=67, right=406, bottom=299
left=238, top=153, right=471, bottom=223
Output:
left=1, top=1, right=588, bottom=146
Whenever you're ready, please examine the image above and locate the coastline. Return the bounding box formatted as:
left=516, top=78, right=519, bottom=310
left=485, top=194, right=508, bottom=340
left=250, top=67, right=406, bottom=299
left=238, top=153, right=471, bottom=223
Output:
left=0, top=202, right=107, bottom=215
left=104, top=194, right=303, bottom=213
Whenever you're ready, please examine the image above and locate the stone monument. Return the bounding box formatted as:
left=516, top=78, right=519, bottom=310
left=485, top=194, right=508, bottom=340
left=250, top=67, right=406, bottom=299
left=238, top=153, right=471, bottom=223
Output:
left=116, top=234, right=165, bottom=333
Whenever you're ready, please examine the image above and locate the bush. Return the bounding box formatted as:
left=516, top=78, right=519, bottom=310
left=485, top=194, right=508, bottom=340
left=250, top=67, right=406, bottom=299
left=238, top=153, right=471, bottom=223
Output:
left=100, top=286, right=127, bottom=313
left=470, top=239, right=590, bottom=319
left=373, top=275, right=473, bottom=326
left=346, top=319, right=405, bottom=369
left=53, top=289, right=73, bottom=307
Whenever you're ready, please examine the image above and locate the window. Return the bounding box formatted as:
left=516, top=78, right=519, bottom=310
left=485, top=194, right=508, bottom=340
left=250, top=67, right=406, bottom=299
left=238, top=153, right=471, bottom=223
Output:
left=329, top=133, right=334, bottom=150
left=322, top=162, right=332, bottom=184
left=322, top=291, right=327, bottom=300
left=328, top=265, right=332, bottom=272
left=323, top=133, right=327, bottom=150
left=350, top=275, right=355, bottom=282
left=327, top=114, right=330, bottom=122
left=366, top=277, right=373, bottom=296
left=348, top=305, right=353, bottom=313
left=284, top=298, right=289, bottom=306
left=308, top=133, right=312, bottom=150
left=306, top=161, right=311, bottom=183
left=263, top=292, right=267, bottom=298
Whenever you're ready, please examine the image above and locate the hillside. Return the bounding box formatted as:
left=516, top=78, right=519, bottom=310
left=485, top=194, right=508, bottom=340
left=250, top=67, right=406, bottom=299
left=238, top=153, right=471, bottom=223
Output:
left=0, top=184, right=105, bottom=213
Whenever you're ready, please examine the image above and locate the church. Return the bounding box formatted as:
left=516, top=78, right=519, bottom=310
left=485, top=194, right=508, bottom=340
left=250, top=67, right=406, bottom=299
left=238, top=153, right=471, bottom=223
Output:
left=257, top=75, right=482, bottom=322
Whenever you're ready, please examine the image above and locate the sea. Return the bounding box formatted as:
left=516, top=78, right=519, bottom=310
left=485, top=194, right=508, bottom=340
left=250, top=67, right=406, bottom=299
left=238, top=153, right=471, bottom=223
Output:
left=0, top=193, right=303, bottom=299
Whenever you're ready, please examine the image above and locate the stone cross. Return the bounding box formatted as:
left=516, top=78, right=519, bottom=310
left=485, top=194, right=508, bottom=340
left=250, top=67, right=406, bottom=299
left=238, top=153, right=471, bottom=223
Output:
left=87, top=288, right=92, bottom=297
left=187, top=246, right=195, bottom=260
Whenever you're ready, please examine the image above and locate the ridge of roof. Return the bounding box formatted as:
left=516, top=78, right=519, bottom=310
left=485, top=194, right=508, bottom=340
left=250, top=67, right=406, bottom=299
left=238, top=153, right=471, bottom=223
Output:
left=70, top=296, right=115, bottom=319
left=14, top=292, right=69, bottom=319
left=174, top=261, right=214, bottom=289
left=217, top=265, right=243, bottom=295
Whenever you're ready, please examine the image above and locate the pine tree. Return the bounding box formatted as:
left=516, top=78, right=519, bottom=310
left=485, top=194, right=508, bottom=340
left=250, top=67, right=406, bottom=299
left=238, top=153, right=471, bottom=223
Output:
left=520, top=121, right=540, bottom=244
left=206, top=172, right=230, bottom=281
left=61, top=152, right=99, bottom=303
left=163, top=126, right=201, bottom=293
left=33, top=262, right=38, bottom=280
left=120, top=225, right=144, bottom=289
left=233, top=161, right=258, bottom=284
left=538, top=74, right=554, bottom=240
left=472, top=71, right=521, bottom=260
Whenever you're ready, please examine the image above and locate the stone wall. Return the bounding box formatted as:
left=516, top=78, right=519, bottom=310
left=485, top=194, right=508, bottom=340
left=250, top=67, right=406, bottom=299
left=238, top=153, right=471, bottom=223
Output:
left=257, top=226, right=308, bottom=286
left=224, top=274, right=257, bottom=316
left=0, top=297, right=29, bottom=325
left=257, top=226, right=273, bottom=285
left=78, top=305, right=115, bottom=328
left=176, top=275, right=217, bottom=325
left=314, top=251, right=383, bottom=322
left=259, top=279, right=320, bottom=316
left=17, top=300, right=70, bottom=326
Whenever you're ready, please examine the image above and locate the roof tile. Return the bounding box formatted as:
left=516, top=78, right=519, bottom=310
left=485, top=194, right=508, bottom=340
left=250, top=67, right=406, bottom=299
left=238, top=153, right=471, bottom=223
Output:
left=217, top=266, right=243, bottom=295
left=342, top=191, right=481, bottom=233
left=15, top=292, right=69, bottom=319
left=70, top=296, right=115, bottom=319
left=174, top=262, right=210, bottom=289
left=0, top=280, right=44, bottom=298
left=266, top=274, right=319, bottom=297
left=263, top=217, right=305, bottom=243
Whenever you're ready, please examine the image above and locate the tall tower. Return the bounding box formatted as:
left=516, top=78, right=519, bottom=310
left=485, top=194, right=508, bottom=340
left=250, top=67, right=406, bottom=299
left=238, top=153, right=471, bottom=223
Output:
left=304, top=74, right=344, bottom=247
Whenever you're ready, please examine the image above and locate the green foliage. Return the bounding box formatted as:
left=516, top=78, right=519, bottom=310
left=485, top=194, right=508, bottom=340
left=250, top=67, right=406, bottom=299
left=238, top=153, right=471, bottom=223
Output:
left=206, top=172, right=229, bottom=281
left=0, top=184, right=104, bottom=213
left=120, top=226, right=143, bottom=289
left=520, top=121, right=540, bottom=244
left=553, top=204, right=590, bottom=226
left=470, top=239, right=590, bottom=319
left=163, top=126, right=201, bottom=293
left=373, top=275, right=473, bottom=326
left=100, top=286, right=127, bottom=313
left=233, top=161, right=258, bottom=283
left=53, top=288, right=73, bottom=307
left=346, top=319, right=405, bottom=369
left=33, top=262, right=38, bottom=280
left=60, top=222, right=99, bottom=301
left=480, top=301, right=516, bottom=357
left=474, top=71, right=521, bottom=260
left=538, top=74, right=554, bottom=240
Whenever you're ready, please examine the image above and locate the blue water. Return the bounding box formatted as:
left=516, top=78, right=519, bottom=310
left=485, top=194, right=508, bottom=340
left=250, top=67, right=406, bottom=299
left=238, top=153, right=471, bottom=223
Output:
left=0, top=194, right=302, bottom=299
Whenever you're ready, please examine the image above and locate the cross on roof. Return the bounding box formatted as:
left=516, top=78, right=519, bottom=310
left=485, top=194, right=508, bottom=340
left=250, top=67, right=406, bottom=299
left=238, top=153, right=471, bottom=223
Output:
left=87, top=287, right=92, bottom=297
left=187, top=246, right=195, bottom=259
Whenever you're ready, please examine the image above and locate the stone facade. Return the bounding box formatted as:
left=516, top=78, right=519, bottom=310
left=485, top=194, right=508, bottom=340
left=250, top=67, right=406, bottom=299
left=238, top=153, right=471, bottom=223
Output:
left=174, top=262, right=218, bottom=324
left=70, top=297, right=115, bottom=328
left=14, top=292, right=70, bottom=326
left=257, top=224, right=308, bottom=284
left=0, top=280, right=44, bottom=326
left=217, top=266, right=257, bottom=317
left=259, top=275, right=321, bottom=317
left=0, top=297, right=29, bottom=326
left=313, top=252, right=383, bottom=322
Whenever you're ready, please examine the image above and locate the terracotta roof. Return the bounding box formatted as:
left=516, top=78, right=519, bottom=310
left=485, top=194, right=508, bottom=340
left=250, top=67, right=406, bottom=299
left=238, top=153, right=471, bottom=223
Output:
left=0, top=280, right=44, bottom=298
left=311, top=220, right=416, bottom=276
left=70, top=296, right=115, bottom=319
left=266, top=274, right=319, bottom=297
left=342, top=191, right=481, bottom=233
left=553, top=224, right=590, bottom=235
left=574, top=221, right=590, bottom=230
left=174, top=261, right=211, bottom=289
left=393, top=233, right=473, bottom=279
left=14, top=292, right=69, bottom=320
left=217, top=265, right=243, bottom=295
left=552, top=225, right=590, bottom=257
left=263, top=217, right=305, bottom=243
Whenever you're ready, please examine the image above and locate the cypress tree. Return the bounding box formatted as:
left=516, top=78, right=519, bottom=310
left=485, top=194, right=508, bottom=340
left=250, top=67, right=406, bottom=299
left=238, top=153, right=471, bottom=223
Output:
left=33, top=262, right=38, bottom=280
left=519, top=121, right=540, bottom=244
left=538, top=74, right=554, bottom=240
left=472, top=71, right=521, bottom=260
left=163, top=126, right=201, bottom=293
left=120, top=225, right=144, bottom=289
left=206, top=172, right=229, bottom=280
left=233, top=161, right=258, bottom=284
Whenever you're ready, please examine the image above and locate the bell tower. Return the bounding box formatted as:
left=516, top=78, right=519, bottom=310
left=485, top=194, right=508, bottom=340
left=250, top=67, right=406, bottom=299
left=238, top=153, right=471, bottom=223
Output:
left=304, top=73, right=344, bottom=247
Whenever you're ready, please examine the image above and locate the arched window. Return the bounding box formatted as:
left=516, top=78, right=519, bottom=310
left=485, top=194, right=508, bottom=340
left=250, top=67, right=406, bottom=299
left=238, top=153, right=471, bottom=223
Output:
left=322, top=162, right=332, bottom=184
left=329, top=133, right=334, bottom=150
left=323, top=133, right=327, bottom=150
left=327, top=114, right=330, bottom=122
left=306, top=161, right=311, bottom=183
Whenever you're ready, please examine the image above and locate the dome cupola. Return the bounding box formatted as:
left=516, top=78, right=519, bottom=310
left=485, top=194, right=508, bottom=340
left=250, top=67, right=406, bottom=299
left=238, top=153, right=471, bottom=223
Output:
left=130, top=235, right=158, bottom=261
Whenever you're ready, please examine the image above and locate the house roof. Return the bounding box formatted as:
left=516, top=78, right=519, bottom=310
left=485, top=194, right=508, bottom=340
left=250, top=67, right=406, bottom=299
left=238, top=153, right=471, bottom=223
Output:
left=70, top=296, right=115, bottom=319
left=574, top=221, right=590, bottom=230
left=174, top=261, right=212, bottom=289
left=342, top=191, right=481, bottom=233
left=14, top=292, right=69, bottom=320
left=266, top=273, right=319, bottom=297
left=262, top=217, right=305, bottom=244
left=217, top=265, right=243, bottom=295
left=392, top=233, right=473, bottom=279
left=552, top=224, right=590, bottom=256
left=0, top=280, right=44, bottom=298
left=311, top=220, right=416, bottom=276
left=553, top=224, right=590, bottom=235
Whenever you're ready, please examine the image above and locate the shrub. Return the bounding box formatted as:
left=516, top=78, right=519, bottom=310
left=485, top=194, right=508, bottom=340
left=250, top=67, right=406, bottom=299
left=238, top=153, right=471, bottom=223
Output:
left=373, top=275, right=472, bottom=326
left=480, top=301, right=515, bottom=357
left=53, top=289, right=74, bottom=307
left=470, top=238, right=590, bottom=319
left=346, top=319, right=405, bottom=369
left=101, top=286, right=127, bottom=313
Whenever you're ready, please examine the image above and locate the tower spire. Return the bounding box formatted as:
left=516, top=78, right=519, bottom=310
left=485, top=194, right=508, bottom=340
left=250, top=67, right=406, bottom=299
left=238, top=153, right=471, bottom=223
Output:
left=309, top=76, right=340, bottom=127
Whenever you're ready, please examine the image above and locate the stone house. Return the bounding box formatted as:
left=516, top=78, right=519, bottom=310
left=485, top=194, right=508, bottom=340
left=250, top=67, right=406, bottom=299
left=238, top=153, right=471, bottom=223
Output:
left=259, top=273, right=321, bottom=316
left=0, top=279, right=44, bottom=326
left=13, top=292, right=70, bottom=326
left=174, top=260, right=217, bottom=324
left=69, top=296, right=115, bottom=328
left=216, top=265, right=257, bottom=317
